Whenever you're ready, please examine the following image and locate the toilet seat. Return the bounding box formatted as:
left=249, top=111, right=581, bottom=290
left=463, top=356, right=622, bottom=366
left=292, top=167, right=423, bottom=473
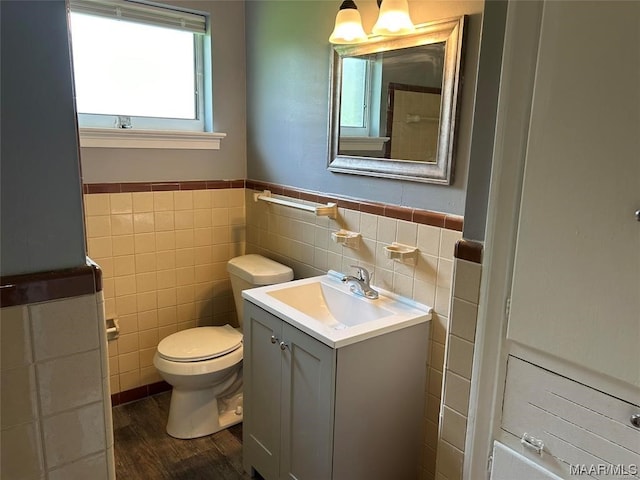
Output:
left=157, top=325, right=242, bottom=362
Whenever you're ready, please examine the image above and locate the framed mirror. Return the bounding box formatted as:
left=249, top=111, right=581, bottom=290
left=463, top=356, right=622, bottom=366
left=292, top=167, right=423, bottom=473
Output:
left=328, top=16, right=466, bottom=184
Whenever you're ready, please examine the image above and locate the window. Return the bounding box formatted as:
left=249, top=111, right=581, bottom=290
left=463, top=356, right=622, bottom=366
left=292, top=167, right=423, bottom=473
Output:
left=339, top=55, right=383, bottom=138
left=69, top=0, right=208, bottom=132
left=340, top=57, right=370, bottom=134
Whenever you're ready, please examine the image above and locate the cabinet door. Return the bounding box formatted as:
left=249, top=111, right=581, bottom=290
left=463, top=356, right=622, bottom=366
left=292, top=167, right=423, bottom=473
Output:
left=507, top=1, right=640, bottom=388
left=243, top=301, right=283, bottom=480
left=279, top=323, right=335, bottom=480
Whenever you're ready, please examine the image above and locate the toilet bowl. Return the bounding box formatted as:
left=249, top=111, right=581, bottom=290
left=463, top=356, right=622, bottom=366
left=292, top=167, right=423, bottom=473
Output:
left=153, top=254, right=293, bottom=439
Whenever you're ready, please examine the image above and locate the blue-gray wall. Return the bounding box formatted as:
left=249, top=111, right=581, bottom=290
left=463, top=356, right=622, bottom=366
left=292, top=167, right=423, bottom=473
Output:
left=462, top=0, right=507, bottom=241
left=1, top=0, right=87, bottom=276
left=245, top=0, right=483, bottom=215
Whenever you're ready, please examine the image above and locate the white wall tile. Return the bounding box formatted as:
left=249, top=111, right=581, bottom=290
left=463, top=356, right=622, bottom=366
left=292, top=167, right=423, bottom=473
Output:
left=1, top=305, right=32, bottom=369
left=452, top=259, right=481, bottom=304
left=439, top=229, right=462, bottom=261
left=430, top=313, right=448, bottom=345
left=443, top=372, right=471, bottom=417
left=47, top=451, right=108, bottom=480
left=30, top=295, right=99, bottom=361
left=440, top=406, right=467, bottom=451
left=393, top=271, right=414, bottom=298
left=430, top=341, right=446, bottom=374
left=428, top=369, right=443, bottom=402
left=417, top=224, right=441, bottom=257
left=376, top=216, right=397, bottom=244
left=436, top=440, right=464, bottom=480
left=449, top=298, right=478, bottom=343
left=1, top=422, right=44, bottom=480
left=415, top=253, right=438, bottom=285
left=424, top=419, right=439, bottom=449
left=435, top=287, right=451, bottom=317
left=397, top=220, right=418, bottom=246
left=437, top=259, right=454, bottom=290
left=446, top=335, right=474, bottom=380
left=37, top=349, right=103, bottom=416
left=360, top=213, right=378, bottom=240
left=1, top=365, right=37, bottom=428
left=43, top=401, right=106, bottom=469
left=413, top=279, right=436, bottom=308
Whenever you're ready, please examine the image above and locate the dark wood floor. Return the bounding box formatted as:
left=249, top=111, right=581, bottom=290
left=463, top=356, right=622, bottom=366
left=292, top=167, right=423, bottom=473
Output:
left=113, top=392, right=261, bottom=480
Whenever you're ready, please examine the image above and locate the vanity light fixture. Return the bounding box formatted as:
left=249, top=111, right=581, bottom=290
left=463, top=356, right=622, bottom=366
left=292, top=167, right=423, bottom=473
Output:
left=329, top=0, right=368, bottom=45
left=372, top=0, right=415, bottom=36
left=329, top=0, right=415, bottom=44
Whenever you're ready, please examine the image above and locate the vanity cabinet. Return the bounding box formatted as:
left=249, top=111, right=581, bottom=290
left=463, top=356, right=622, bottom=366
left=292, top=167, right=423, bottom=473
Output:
left=242, top=300, right=429, bottom=480
left=243, top=300, right=333, bottom=480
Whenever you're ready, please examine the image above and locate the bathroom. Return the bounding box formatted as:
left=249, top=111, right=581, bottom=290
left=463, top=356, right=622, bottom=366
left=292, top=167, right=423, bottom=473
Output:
left=1, top=1, right=638, bottom=480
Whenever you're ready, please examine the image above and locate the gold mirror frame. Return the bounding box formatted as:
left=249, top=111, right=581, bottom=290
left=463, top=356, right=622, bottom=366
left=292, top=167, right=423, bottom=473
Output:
left=328, top=16, right=466, bottom=184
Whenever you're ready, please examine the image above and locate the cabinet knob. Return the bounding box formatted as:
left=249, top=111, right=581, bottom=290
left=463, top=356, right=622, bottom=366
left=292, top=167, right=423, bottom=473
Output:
left=270, top=335, right=278, bottom=344
left=279, top=341, right=289, bottom=351
left=631, top=414, right=640, bottom=428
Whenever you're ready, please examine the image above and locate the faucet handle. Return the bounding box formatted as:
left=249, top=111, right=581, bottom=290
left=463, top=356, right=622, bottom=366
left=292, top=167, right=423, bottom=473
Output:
left=350, top=265, right=370, bottom=283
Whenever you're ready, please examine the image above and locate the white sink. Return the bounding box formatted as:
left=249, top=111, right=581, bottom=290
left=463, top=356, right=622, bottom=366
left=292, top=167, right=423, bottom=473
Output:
left=242, top=274, right=431, bottom=348
left=266, top=279, right=394, bottom=327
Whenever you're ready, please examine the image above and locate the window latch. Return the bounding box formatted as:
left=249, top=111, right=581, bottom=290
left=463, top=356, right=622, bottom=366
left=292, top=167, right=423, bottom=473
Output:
left=115, top=116, right=132, bottom=129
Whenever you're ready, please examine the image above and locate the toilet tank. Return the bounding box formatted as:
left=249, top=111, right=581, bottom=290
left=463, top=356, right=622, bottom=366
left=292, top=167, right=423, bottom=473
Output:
left=227, top=254, right=293, bottom=328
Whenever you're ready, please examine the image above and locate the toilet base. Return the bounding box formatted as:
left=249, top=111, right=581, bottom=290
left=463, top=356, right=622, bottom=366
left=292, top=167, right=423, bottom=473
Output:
left=166, top=379, right=243, bottom=439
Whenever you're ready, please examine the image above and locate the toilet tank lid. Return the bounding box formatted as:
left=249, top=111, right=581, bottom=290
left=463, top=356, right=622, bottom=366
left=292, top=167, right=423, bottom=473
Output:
left=227, top=254, right=293, bottom=285
left=157, top=325, right=242, bottom=362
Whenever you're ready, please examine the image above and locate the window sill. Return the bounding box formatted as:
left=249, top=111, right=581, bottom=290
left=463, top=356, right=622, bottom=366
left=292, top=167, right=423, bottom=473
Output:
left=338, top=136, right=390, bottom=152
left=78, top=128, right=227, bottom=150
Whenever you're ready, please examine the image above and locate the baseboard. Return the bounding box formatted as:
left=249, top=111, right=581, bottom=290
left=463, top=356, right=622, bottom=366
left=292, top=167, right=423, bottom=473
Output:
left=111, top=381, right=171, bottom=406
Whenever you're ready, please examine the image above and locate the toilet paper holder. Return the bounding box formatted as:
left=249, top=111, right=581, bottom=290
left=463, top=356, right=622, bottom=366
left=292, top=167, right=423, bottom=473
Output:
left=106, top=317, right=120, bottom=341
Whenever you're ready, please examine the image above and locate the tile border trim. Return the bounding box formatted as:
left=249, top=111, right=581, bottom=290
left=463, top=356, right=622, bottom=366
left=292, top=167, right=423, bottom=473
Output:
left=83, top=179, right=245, bottom=194
left=0, top=257, right=103, bottom=308
left=245, top=180, right=464, bottom=232
left=111, top=380, right=172, bottom=406
left=454, top=239, right=483, bottom=264
left=82, top=179, right=464, bottom=231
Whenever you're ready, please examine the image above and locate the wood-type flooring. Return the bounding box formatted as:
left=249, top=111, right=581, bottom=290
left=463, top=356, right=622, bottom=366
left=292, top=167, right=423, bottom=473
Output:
left=113, top=392, right=262, bottom=479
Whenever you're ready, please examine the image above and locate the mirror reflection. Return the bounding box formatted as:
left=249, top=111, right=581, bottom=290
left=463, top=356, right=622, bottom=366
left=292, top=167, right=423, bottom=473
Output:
left=328, top=17, right=466, bottom=185
left=338, top=43, right=445, bottom=163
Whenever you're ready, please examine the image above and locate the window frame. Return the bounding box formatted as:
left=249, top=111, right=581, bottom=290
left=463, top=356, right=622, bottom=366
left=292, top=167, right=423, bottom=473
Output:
left=339, top=56, right=372, bottom=137
left=69, top=0, right=209, bottom=133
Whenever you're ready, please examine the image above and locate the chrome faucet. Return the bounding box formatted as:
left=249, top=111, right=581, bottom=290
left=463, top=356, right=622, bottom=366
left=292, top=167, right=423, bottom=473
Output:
left=342, top=265, right=379, bottom=300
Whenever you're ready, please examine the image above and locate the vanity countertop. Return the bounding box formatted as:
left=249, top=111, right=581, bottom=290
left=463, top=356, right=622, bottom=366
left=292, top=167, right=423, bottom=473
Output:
left=242, top=274, right=431, bottom=348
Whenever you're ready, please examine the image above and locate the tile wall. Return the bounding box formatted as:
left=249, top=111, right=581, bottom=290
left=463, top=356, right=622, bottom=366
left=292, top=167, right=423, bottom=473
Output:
left=84, top=187, right=246, bottom=395
left=0, top=293, right=115, bottom=480
left=436, top=257, right=482, bottom=480
left=82, top=181, right=473, bottom=480
left=244, top=188, right=462, bottom=480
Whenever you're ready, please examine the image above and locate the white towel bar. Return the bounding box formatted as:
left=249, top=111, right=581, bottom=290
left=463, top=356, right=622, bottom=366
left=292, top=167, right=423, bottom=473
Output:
left=253, top=190, right=337, bottom=219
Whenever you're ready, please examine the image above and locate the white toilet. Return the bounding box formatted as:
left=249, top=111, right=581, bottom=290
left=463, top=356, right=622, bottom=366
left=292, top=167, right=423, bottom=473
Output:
left=153, top=254, right=293, bottom=439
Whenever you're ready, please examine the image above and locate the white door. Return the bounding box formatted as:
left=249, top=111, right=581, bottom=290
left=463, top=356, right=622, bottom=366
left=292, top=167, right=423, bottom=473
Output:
left=507, top=0, right=640, bottom=389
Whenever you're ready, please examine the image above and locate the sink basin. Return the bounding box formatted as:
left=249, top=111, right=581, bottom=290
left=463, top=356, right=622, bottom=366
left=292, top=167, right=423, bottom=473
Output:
left=242, top=274, right=431, bottom=348
left=266, top=280, right=394, bottom=328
